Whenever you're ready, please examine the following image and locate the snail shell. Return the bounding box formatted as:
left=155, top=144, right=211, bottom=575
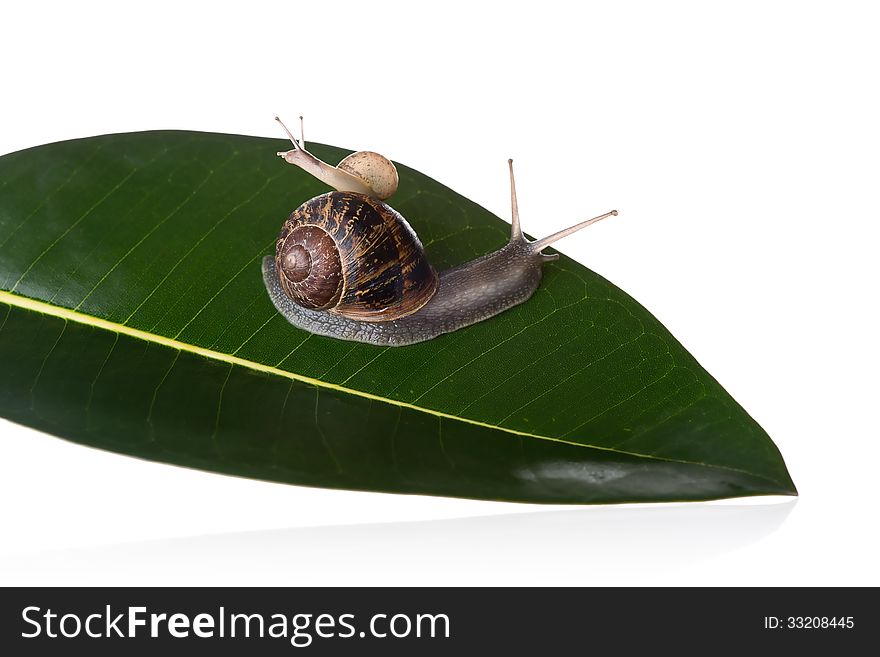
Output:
left=275, top=191, right=438, bottom=322
left=337, top=151, right=399, bottom=200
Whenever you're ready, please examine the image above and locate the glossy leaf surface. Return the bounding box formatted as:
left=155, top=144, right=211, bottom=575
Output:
left=0, top=131, right=795, bottom=503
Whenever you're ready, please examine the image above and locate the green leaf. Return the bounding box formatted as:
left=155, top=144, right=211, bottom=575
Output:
left=0, top=131, right=795, bottom=503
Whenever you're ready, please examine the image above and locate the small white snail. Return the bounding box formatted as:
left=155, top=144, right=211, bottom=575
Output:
left=262, top=117, right=617, bottom=346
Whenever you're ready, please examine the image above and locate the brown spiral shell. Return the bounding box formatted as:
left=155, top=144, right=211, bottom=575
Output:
left=274, top=191, right=438, bottom=321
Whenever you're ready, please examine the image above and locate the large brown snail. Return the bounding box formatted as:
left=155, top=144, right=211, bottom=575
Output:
left=262, top=117, right=617, bottom=346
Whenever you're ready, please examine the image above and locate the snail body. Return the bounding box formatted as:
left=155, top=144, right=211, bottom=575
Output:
left=264, top=117, right=616, bottom=346
left=263, top=194, right=548, bottom=346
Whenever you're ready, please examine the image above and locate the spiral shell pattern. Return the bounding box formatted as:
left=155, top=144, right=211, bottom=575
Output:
left=274, top=191, right=438, bottom=321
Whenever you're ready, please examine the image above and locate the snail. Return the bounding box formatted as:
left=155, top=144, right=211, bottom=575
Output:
left=262, top=117, right=617, bottom=346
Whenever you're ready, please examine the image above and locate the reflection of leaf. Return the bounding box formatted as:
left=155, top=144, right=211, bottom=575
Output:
left=0, top=131, right=795, bottom=503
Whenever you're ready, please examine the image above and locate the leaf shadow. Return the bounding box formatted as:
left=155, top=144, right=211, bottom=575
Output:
left=2, top=500, right=795, bottom=585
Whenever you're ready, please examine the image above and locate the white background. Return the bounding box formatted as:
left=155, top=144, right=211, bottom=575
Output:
left=1, top=1, right=878, bottom=586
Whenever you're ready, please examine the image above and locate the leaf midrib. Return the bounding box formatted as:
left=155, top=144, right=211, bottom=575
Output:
left=0, top=288, right=785, bottom=488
